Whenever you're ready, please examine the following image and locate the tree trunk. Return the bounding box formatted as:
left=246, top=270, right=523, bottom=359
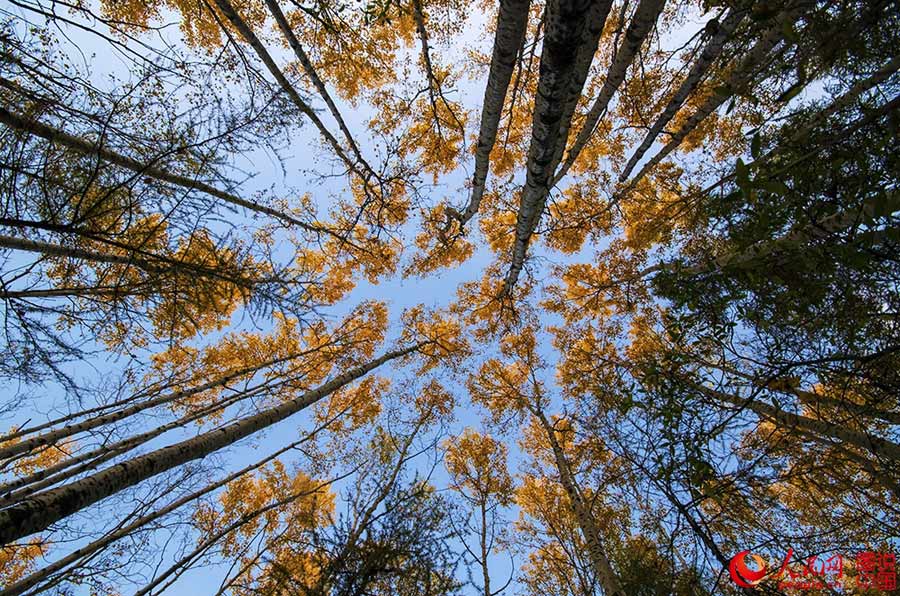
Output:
left=622, top=12, right=795, bottom=192
left=702, top=384, right=900, bottom=464
left=504, top=0, right=602, bottom=293
left=210, top=0, right=374, bottom=185
left=556, top=0, right=667, bottom=183
left=0, top=345, right=420, bottom=545
left=618, top=9, right=745, bottom=181
left=0, top=349, right=313, bottom=461
left=534, top=410, right=625, bottom=596
left=262, top=0, right=375, bottom=181
left=459, top=0, right=532, bottom=226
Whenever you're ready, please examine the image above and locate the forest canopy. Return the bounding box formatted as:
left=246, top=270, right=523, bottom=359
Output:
left=0, top=0, right=898, bottom=594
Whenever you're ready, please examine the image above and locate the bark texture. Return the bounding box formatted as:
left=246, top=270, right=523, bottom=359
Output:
left=504, top=0, right=604, bottom=293
left=460, top=0, right=532, bottom=226
left=535, top=410, right=625, bottom=596
left=556, top=0, right=667, bottom=183
left=0, top=345, right=419, bottom=544
left=622, top=12, right=794, bottom=192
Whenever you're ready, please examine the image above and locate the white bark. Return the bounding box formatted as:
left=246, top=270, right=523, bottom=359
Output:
left=211, top=0, right=375, bottom=185
left=555, top=0, right=668, bottom=184
left=703, top=384, right=900, bottom=463
left=0, top=348, right=315, bottom=461
left=618, top=9, right=745, bottom=181
left=459, top=0, right=532, bottom=226
left=503, top=0, right=605, bottom=293
left=621, top=13, right=794, bottom=193
left=534, top=410, right=625, bottom=596
left=0, top=344, right=420, bottom=544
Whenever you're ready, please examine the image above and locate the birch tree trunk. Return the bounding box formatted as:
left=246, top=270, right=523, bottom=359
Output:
left=618, top=9, right=745, bottom=181
left=700, top=384, right=900, bottom=464
left=261, top=0, right=375, bottom=181
left=459, top=0, right=532, bottom=226
left=210, top=0, right=376, bottom=186
left=504, top=0, right=602, bottom=293
left=556, top=0, right=668, bottom=183
left=0, top=349, right=314, bottom=460
left=534, top=410, right=625, bottom=596
left=0, top=344, right=421, bottom=545
left=621, top=12, right=795, bottom=192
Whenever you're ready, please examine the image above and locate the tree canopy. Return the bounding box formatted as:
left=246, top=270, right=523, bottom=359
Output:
left=0, top=0, right=898, bottom=594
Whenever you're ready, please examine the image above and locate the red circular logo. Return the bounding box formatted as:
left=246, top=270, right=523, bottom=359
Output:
left=729, top=550, right=768, bottom=588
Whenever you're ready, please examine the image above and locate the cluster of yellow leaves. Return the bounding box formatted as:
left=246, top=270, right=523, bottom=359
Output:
left=551, top=322, right=619, bottom=401
left=414, top=379, right=456, bottom=420
left=11, top=440, right=73, bottom=477
left=444, top=428, right=514, bottom=503
left=0, top=539, right=46, bottom=587
left=47, top=214, right=253, bottom=347
left=478, top=198, right=518, bottom=255
left=193, top=460, right=334, bottom=559
left=400, top=305, right=469, bottom=372
left=100, top=0, right=266, bottom=50
left=368, top=84, right=467, bottom=182
left=148, top=301, right=389, bottom=416
left=407, top=203, right=475, bottom=274
left=313, top=375, right=388, bottom=436
left=452, top=266, right=530, bottom=339
left=619, top=167, right=691, bottom=250
left=543, top=182, right=614, bottom=254
left=468, top=357, right=531, bottom=419
left=544, top=242, right=651, bottom=323
left=286, top=5, right=415, bottom=103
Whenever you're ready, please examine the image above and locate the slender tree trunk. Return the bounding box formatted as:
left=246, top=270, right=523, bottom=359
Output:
left=210, top=0, right=376, bottom=186
left=0, top=348, right=318, bottom=461
left=556, top=0, right=667, bottom=183
left=793, top=388, right=900, bottom=426
left=621, top=11, right=795, bottom=193
left=480, top=499, right=493, bottom=596
left=261, top=0, right=375, bottom=179
left=533, top=409, right=625, bottom=596
left=0, top=397, right=362, bottom=596
left=0, top=344, right=421, bottom=544
left=458, top=0, right=532, bottom=227
left=0, top=107, right=325, bottom=233
left=701, top=384, right=900, bottom=463
left=618, top=9, right=745, bottom=181
left=504, top=0, right=602, bottom=293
